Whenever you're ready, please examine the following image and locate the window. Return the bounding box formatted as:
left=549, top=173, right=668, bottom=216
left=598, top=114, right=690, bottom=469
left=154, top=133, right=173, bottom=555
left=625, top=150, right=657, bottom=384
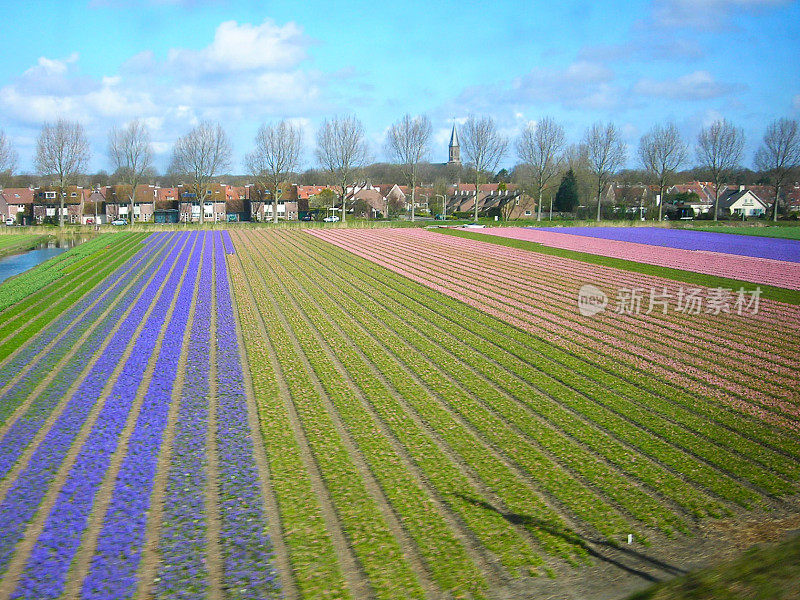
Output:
left=524, top=210, right=531, bottom=216
left=45, top=191, right=56, bottom=199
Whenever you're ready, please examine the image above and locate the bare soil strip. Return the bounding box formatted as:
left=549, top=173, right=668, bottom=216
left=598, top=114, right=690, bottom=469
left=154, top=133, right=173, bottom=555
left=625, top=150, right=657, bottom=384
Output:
left=233, top=232, right=371, bottom=599
left=223, top=251, right=300, bottom=600
left=0, top=233, right=191, bottom=600
left=61, top=233, right=199, bottom=599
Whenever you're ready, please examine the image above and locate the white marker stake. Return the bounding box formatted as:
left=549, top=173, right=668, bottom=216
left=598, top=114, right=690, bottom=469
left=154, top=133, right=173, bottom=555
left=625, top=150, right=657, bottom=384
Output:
left=627, top=534, right=633, bottom=544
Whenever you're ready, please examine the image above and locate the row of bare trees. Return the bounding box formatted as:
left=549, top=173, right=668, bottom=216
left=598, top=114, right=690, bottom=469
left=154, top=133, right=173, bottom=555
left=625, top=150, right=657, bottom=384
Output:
left=2, top=114, right=798, bottom=226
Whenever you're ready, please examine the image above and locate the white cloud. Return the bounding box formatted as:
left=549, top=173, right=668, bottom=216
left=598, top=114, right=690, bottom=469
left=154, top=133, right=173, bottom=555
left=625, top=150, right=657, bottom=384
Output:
left=633, top=71, right=735, bottom=100
left=166, top=19, right=309, bottom=75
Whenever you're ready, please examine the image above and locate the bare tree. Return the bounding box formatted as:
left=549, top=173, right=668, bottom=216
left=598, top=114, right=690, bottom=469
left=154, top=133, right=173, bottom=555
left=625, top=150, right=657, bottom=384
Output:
left=315, top=115, right=369, bottom=223
left=0, top=129, right=17, bottom=183
left=584, top=121, right=627, bottom=222
left=638, top=123, right=687, bottom=221
left=108, top=120, right=153, bottom=226
left=754, top=118, right=800, bottom=222
left=516, top=117, right=565, bottom=222
left=35, top=119, right=90, bottom=227
left=461, top=115, right=508, bottom=222
left=170, top=121, right=231, bottom=224
left=246, top=120, right=304, bottom=224
left=696, top=119, right=744, bottom=221
left=386, top=114, right=432, bottom=221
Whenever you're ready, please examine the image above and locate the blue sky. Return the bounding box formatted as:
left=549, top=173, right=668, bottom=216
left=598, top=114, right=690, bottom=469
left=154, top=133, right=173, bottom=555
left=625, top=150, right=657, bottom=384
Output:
left=1, top=0, right=798, bottom=173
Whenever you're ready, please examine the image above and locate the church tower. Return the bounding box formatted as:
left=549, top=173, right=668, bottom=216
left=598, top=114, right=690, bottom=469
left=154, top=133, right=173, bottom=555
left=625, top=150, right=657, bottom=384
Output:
left=447, top=124, right=461, bottom=165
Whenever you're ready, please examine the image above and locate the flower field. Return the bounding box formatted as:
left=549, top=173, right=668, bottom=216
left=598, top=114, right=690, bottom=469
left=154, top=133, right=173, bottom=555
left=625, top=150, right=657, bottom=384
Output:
left=536, top=227, right=800, bottom=263
left=0, top=227, right=798, bottom=599
left=475, top=227, right=800, bottom=290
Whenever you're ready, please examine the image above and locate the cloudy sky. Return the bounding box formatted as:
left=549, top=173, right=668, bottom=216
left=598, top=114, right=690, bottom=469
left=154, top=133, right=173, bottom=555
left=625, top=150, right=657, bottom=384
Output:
left=1, top=0, right=798, bottom=173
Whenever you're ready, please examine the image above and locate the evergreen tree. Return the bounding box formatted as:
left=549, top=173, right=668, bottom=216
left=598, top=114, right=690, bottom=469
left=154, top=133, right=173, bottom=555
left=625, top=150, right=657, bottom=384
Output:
left=554, top=168, right=579, bottom=212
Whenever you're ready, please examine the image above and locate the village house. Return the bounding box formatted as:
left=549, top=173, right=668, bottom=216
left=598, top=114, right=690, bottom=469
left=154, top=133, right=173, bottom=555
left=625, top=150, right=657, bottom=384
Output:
left=32, top=186, right=86, bottom=224
left=0, top=188, right=35, bottom=224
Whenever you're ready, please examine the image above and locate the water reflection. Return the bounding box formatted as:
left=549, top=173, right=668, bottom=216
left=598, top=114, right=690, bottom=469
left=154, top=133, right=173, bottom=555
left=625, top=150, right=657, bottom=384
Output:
left=0, top=236, right=90, bottom=285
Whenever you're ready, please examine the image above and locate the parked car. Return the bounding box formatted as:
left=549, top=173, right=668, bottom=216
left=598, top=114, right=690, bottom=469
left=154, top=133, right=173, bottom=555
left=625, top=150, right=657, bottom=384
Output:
left=5, top=218, right=15, bottom=226
left=323, top=215, right=340, bottom=222
left=112, top=218, right=128, bottom=226
left=461, top=222, right=486, bottom=229
left=300, top=214, right=313, bottom=221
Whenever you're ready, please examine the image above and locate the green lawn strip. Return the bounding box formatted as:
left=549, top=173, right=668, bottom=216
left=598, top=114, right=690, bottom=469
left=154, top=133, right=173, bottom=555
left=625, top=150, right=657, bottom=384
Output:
left=405, top=238, right=797, bottom=417
left=227, top=252, right=351, bottom=600
left=0, top=236, right=147, bottom=362
left=238, top=235, right=424, bottom=600
left=299, top=238, right=729, bottom=519
left=0, top=234, right=137, bottom=312
left=303, top=235, right=800, bottom=494
left=627, top=533, right=800, bottom=600
left=436, top=228, right=800, bottom=305
left=680, top=225, right=800, bottom=240
left=0, top=233, right=144, bottom=342
left=250, top=237, right=487, bottom=596
left=279, top=233, right=644, bottom=546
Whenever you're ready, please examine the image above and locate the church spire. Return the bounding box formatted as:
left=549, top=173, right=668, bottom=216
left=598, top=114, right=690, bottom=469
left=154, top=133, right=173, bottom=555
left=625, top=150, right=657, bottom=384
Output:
left=448, top=122, right=461, bottom=165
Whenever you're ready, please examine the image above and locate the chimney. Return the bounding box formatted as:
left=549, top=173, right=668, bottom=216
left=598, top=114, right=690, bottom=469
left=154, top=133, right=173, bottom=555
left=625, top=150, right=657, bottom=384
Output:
left=739, top=185, right=746, bottom=192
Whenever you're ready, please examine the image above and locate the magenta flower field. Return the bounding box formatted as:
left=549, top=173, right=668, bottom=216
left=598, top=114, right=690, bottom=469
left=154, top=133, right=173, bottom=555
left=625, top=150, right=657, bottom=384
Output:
left=477, top=227, right=800, bottom=290
left=0, top=228, right=798, bottom=600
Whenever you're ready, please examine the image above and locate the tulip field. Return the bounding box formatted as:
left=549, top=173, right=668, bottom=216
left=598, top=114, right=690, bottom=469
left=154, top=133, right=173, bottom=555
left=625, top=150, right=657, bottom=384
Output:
left=0, top=227, right=798, bottom=599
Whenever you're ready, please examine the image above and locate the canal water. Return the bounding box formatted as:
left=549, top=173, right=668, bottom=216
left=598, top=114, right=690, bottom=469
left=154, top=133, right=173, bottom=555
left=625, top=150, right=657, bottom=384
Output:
left=0, top=237, right=85, bottom=285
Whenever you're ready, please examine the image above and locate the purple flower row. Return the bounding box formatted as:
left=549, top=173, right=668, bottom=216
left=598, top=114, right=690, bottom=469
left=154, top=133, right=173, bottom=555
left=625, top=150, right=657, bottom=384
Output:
left=536, top=226, right=800, bottom=263
left=0, top=233, right=191, bottom=596
left=79, top=232, right=204, bottom=600
left=154, top=233, right=215, bottom=599
left=222, top=230, right=236, bottom=255
left=0, top=233, right=175, bottom=481
left=212, top=232, right=280, bottom=599
left=0, top=232, right=168, bottom=422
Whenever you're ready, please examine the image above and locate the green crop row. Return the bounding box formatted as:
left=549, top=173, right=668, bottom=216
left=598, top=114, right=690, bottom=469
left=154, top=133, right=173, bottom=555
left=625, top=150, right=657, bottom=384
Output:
left=252, top=231, right=568, bottom=571
left=371, top=242, right=794, bottom=423
left=245, top=235, right=489, bottom=597
left=238, top=234, right=425, bottom=600
left=0, top=234, right=145, bottom=346
left=298, top=239, right=769, bottom=508
left=226, top=247, right=351, bottom=600
left=0, top=235, right=147, bottom=362
left=274, top=232, right=684, bottom=538
left=308, top=235, right=800, bottom=472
